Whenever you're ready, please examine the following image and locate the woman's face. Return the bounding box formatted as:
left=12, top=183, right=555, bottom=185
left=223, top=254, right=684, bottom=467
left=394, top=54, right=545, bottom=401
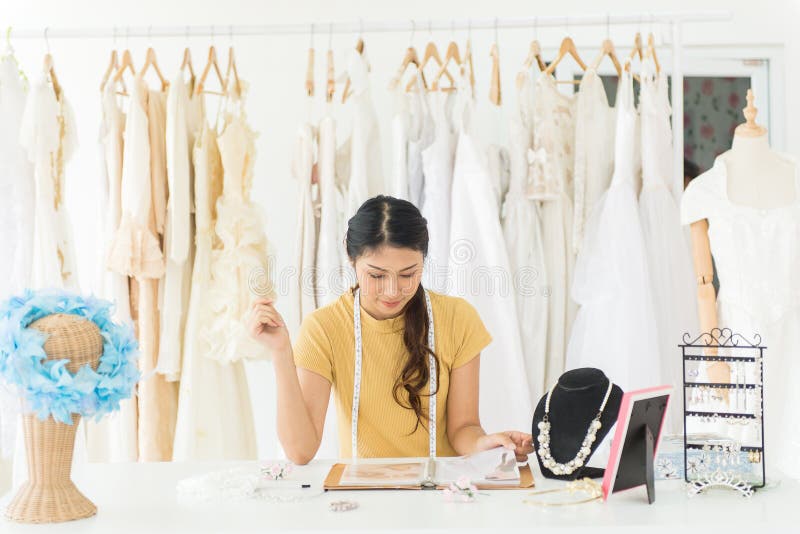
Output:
left=353, top=245, right=424, bottom=318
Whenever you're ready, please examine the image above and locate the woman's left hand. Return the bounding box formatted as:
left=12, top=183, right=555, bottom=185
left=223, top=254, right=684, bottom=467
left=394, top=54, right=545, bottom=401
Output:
left=476, top=431, right=534, bottom=462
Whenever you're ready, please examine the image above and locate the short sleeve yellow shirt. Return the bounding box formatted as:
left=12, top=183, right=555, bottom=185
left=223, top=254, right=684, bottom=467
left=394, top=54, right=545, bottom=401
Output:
left=292, top=289, right=492, bottom=458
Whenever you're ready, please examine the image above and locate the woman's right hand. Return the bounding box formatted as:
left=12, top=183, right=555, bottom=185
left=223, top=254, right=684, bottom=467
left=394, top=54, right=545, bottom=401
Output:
left=248, top=298, right=292, bottom=356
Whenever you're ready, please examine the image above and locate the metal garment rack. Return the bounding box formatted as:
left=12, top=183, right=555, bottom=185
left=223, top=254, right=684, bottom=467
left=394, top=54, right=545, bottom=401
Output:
left=5, top=10, right=732, bottom=195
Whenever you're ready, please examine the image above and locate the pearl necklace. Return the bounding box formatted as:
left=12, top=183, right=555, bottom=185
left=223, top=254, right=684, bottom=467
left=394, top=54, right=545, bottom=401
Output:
left=536, top=380, right=614, bottom=476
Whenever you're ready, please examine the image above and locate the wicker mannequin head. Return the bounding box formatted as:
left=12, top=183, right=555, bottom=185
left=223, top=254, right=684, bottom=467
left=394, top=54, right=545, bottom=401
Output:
left=29, top=313, right=103, bottom=373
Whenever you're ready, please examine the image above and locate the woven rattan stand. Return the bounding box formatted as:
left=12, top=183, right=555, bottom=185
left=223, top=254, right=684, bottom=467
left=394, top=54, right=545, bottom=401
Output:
left=5, top=313, right=103, bottom=523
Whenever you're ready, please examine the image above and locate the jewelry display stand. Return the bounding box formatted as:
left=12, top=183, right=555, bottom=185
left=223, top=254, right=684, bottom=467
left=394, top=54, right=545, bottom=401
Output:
left=680, top=328, right=766, bottom=497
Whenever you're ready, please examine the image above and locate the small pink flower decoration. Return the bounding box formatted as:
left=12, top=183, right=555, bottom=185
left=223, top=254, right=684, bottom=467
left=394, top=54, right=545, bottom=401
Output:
left=443, top=476, right=479, bottom=503
left=260, top=462, right=293, bottom=480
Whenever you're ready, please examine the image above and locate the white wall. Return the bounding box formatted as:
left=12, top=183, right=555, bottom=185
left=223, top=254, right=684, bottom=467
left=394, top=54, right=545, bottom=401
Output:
left=2, top=0, right=798, bottom=459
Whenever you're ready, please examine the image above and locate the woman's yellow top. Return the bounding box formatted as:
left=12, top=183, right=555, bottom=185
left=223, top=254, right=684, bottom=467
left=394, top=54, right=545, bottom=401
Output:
left=292, top=289, right=492, bottom=458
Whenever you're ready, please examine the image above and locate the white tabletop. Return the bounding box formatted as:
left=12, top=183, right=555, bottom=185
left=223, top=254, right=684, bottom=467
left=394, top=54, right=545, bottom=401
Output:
left=1, top=460, right=797, bottom=533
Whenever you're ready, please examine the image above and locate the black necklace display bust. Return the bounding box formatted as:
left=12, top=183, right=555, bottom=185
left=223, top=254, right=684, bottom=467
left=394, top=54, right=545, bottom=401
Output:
left=532, top=368, right=624, bottom=480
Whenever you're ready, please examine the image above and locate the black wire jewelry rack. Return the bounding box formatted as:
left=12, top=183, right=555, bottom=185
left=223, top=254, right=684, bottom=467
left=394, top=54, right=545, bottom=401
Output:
left=680, top=328, right=766, bottom=495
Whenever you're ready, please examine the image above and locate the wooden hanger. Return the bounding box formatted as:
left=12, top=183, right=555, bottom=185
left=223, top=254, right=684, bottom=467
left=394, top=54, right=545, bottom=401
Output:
left=100, top=49, right=120, bottom=92
left=43, top=53, right=62, bottom=99
left=406, top=39, right=445, bottom=92
left=430, top=40, right=460, bottom=92
left=341, top=37, right=364, bottom=103
left=592, top=38, right=623, bottom=77
left=628, top=32, right=644, bottom=62
left=544, top=36, right=587, bottom=77
left=225, top=46, right=243, bottom=99
left=138, top=47, right=169, bottom=91
left=489, top=43, right=501, bottom=105
left=326, top=48, right=335, bottom=103
left=194, top=45, right=227, bottom=96
left=645, top=33, right=660, bottom=73
left=305, top=46, right=315, bottom=97
left=388, top=46, right=427, bottom=92
left=111, top=49, right=135, bottom=96
left=522, top=39, right=546, bottom=72
left=464, top=38, right=476, bottom=93
left=180, top=47, right=195, bottom=79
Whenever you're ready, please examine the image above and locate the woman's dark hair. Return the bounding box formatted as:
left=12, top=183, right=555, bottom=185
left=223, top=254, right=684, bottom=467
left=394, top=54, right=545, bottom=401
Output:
left=346, top=195, right=439, bottom=433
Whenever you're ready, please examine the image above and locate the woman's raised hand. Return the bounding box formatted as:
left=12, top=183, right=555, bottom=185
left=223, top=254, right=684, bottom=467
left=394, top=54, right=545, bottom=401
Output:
left=247, top=298, right=292, bottom=356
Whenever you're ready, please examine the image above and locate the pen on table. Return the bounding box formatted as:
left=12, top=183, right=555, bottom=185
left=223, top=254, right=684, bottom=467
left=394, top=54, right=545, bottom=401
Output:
left=259, top=481, right=314, bottom=489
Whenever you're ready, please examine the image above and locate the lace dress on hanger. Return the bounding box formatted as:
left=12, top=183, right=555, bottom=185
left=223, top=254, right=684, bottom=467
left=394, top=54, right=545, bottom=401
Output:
left=449, top=73, right=532, bottom=432
left=639, top=61, right=698, bottom=435
left=681, top=153, right=800, bottom=478
left=205, top=85, right=275, bottom=363
left=502, top=70, right=549, bottom=407
left=530, top=74, right=577, bottom=387
left=20, top=70, right=79, bottom=289
left=566, top=68, right=660, bottom=392
left=573, top=68, right=615, bottom=254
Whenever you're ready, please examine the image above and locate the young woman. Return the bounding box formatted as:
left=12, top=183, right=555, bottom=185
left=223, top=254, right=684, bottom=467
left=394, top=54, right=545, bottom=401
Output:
left=248, top=195, right=534, bottom=464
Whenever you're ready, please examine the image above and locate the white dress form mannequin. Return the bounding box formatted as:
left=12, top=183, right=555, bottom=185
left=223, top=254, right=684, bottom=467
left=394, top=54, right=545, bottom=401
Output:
left=688, top=90, right=795, bottom=385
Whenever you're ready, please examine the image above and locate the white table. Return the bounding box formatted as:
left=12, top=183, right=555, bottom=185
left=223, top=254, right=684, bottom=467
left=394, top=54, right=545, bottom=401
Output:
left=1, top=460, right=796, bottom=532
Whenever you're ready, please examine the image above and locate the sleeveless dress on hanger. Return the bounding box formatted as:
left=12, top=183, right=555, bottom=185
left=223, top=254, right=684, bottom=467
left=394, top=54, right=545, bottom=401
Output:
left=502, top=70, right=549, bottom=407
left=566, top=68, right=660, bottom=392
left=639, top=62, right=698, bottom=435
left=449, top=74, right=532, bottom=432
left=573, top=68, right=615, bottom=255
left=420, top=90, right=457, bottom=294
left=530, top=74, right=577, bottom=387
left=681, top=153, right=800, bottom=478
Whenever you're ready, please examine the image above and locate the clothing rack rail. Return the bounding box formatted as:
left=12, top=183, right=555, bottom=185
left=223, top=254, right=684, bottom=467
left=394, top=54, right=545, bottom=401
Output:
left=4, top=10, right=732, bottom=196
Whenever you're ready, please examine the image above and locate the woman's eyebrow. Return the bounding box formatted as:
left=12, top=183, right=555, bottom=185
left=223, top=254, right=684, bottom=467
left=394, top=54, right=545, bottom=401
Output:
left=366, top=263, right=418, bottom=272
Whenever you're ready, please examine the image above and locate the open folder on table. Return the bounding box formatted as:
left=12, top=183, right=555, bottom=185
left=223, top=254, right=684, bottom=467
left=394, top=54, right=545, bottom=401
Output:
left=324, top=447, right=535, bottom=490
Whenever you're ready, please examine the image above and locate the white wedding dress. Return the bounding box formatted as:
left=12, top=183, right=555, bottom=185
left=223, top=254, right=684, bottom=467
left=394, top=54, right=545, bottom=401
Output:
left=292, top=118, right=320, bottom=323
left=449, top=77, right=532, bottom=432
left=502, top=71, right=549, bottom=407
left=390, top=68, right=432, bottom=207
left=0, top=56, right=33, bottom=297
left=530, top=74, right=577, bottom=387
left=573, top=68, right=615, bottom=255
left=566, top=68, right=660, bottom=392
left=639, top=62, right=698, bottom=434
left=681, top=152, right=800, bottom=478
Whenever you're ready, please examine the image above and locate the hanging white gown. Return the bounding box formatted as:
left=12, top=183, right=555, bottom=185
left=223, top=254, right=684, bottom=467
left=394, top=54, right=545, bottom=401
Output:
left=315, top=115, right=350, bottom=306
left=573, top=68, right=615, bottom=255
left=0, top=57, right=33, bottom=297
left=84, top=82, right=139, bottom=463
left=681, top=153, right=800, bottom=478
left=157, top=75, right=202, bottom=382
left=530, top=74, right=576, bottom=387
left=19, top=72, right=79, bottom=290
left=421, top=91, right=457, bottom=294
left=292, top=119, right=319, bottom=323
left=390, top=69, right=432, bottom=207
left=0, top=56, right=32, bottom=469
left=449, top=78, right=532, bottom=433
left=502, top=71, right=549, bottom=408
left=344, top=50, right=383, bottom=216
left=639, top=63, right=698, bottom=434
left=566, top=69, right=660, bottom=392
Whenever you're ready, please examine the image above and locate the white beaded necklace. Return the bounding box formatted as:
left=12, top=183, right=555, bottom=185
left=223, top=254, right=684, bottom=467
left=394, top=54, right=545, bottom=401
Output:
left=536, top=380, right=614, bottom=476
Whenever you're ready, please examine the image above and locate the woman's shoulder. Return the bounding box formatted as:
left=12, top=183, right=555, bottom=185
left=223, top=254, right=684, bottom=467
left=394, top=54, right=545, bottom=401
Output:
left=427, top=290, right=479, bottom=319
